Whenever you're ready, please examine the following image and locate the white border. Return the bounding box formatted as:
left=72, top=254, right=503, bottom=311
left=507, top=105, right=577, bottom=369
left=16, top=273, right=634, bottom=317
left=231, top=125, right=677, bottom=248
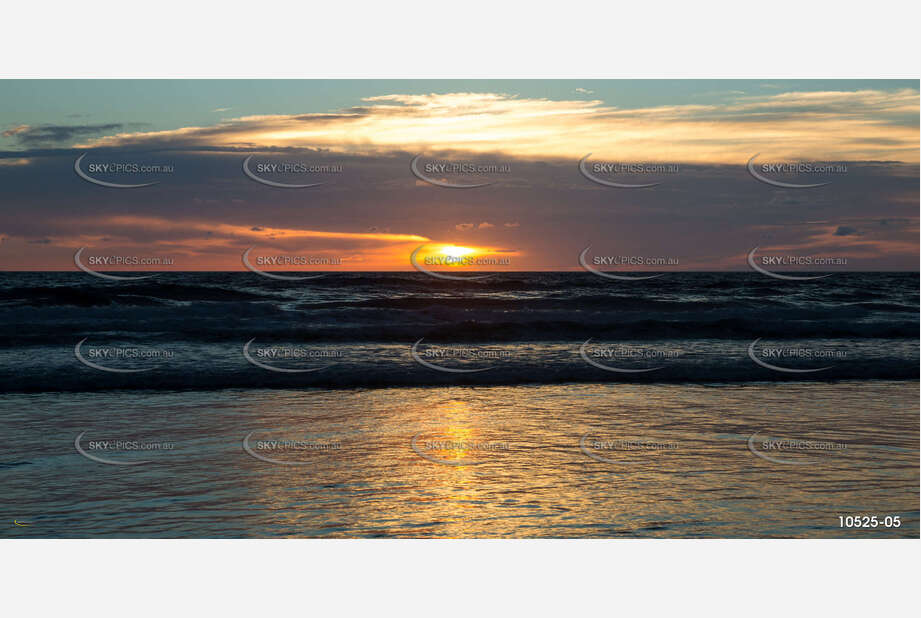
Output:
left=2, top=540, right=918, bottom=616
left=2, top=1, right=919, bottom=78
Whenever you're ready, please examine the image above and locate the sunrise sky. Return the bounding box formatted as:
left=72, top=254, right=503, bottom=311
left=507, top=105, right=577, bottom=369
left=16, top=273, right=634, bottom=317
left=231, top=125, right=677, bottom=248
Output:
left=0, top=79, right=917, bottom=271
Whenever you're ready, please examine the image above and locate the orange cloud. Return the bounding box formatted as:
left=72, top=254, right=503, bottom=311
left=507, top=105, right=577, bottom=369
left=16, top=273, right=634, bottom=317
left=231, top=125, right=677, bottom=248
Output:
left=90, top=216, right=428, bottom=244
left=23, top=216, right=431, bottom=270
left=74, top=90, right=919, bottom=164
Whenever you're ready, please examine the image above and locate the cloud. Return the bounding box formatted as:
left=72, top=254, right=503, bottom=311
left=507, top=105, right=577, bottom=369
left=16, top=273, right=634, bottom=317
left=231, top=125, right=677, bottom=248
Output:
left=2, top=213, right=432, bottom=270
left=455, top=222, right=495, bottom=231
left=833, top=225, right=861, bottom=236
left=575, top=88, right=594, bottom=94
left=2, top=125, right=30, bottom=136
left=81, top=216, right=429, bottom=245
left=69, top=89, right=919, bottom=163
left=0, top=151, right=915, bottom=270
left=212, top=107, right=232, bottom=112
left=3, top=123, right=131, bottom=146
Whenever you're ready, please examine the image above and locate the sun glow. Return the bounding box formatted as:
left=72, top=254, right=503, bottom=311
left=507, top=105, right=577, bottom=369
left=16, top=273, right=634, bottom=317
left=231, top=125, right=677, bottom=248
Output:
left=440, top=245, right=477, bottom=258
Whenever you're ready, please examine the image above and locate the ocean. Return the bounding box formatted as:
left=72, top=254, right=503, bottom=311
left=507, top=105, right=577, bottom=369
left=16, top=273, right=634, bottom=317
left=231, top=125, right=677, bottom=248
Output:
left=1, top=271, right=917, bottom=537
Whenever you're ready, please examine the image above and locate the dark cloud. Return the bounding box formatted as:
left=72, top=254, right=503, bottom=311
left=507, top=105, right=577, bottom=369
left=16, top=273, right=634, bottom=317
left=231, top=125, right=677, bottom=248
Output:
left=0, top=148, right=916, bottom=270
left=2, top=123, right=131, bottom=146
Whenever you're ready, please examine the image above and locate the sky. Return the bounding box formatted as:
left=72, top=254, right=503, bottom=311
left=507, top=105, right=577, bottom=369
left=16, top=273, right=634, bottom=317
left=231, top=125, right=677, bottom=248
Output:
left=0, top=79, right=917, bottom=271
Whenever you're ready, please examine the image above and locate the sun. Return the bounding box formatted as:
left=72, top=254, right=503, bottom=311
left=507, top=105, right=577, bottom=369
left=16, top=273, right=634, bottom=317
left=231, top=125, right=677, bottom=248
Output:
left=440, top=245, right=477, bottom=259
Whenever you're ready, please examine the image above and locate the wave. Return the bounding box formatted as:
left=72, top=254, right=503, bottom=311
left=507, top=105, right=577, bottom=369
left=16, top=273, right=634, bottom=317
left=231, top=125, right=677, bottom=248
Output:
left=0, top=283, right=284, bottom=306
left=2, top=356, right=917, bottom=392
left=0, top=315, right=916, bottom=345
left=295, top=295, right=799, bottom=312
